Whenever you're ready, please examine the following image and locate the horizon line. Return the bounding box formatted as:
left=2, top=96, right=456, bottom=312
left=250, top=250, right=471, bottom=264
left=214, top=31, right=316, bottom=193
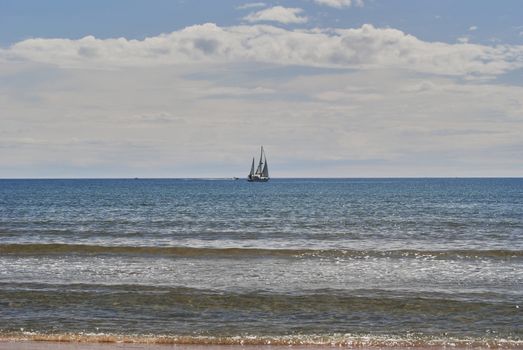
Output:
left=0, top=176, right=521, bottom=180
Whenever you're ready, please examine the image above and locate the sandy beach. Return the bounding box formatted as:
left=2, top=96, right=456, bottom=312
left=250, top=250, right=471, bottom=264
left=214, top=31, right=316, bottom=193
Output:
left=3, top=342, right=523, bottom=350
left=0, top=343, right=495, bottom=350
left=1, top=343, right=338, bottom=350
left=0, top=343, right=377, bottom=350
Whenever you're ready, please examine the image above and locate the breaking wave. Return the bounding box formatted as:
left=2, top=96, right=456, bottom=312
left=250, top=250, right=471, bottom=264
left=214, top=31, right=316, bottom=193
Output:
left=1, top=243, right=521, bottom=260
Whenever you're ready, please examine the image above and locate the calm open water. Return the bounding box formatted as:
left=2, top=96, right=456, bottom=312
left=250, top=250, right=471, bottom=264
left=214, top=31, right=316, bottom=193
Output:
left=0, top=178, right=521, bottom=346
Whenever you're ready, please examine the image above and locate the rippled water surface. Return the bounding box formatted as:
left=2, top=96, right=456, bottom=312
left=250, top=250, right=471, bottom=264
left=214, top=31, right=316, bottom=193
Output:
left=0, top=178, right=522, bottom=346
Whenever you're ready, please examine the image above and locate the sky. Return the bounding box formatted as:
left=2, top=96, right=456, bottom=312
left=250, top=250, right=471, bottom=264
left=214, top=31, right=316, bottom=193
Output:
left=1, top=0, right=522, bottom=178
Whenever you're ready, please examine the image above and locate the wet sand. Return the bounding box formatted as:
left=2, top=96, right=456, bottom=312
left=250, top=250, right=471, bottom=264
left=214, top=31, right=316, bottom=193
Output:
left=0, top=341, right=145, bottom=349
left=0, top=343, right=484, bottom=350
left=0, top=343, right=367, bottom=350
left=2, top=341, right=521, bottom=350
left=1, top=334, right=520, bottom=350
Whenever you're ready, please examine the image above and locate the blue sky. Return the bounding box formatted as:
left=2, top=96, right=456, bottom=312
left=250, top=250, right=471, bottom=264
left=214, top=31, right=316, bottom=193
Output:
left=2, top=0, right=522, bottom=45
left=0, top=0, right=522, bottom=177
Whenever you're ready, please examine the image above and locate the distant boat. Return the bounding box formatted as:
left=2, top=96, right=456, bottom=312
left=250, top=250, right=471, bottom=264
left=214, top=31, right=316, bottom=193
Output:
left=248, top=146, right=269, bottom=182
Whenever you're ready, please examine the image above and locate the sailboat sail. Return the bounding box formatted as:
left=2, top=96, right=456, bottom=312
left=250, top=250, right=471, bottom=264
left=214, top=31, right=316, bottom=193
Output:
left=262, top=160, right=269, bottom=178
left=255, top=147, right=264, bottom=175
left=247, top=146, right=270, bottom=182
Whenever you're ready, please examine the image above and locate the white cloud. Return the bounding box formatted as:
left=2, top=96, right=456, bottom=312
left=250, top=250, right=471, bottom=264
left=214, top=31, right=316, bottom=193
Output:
left=314, top=0, right=364, bottom=8
left=236, top=2, right=266, bottom=10
left=2, top=23, right=523, bottom=177
left=469, top=25, right=478, bottom=31
left=4, top=24, right=523, bottom=78
left=243, top=6, right=307, bottom=24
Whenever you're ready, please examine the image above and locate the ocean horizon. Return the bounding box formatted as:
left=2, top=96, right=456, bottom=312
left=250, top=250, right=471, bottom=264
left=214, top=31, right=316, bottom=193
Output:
left=1, top=176, right=522, bottom=180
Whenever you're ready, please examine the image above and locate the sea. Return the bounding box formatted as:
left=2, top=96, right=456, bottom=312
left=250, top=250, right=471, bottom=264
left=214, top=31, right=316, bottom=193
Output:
left=0, top=178, right=521, bottom=347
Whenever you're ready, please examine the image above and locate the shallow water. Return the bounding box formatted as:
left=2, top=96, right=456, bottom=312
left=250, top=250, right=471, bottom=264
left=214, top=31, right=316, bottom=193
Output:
left=0, top=178, right=522, bottom=346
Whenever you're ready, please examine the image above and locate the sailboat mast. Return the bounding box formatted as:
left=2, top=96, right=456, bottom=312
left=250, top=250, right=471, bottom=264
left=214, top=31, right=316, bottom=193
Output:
left=255, top=146, right=263, bottom=174
left=260, top=146, right=269, bottom=178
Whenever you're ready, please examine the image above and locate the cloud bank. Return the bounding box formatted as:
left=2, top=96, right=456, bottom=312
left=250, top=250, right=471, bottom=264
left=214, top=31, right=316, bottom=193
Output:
left=4, top=23, right=523, bottom=78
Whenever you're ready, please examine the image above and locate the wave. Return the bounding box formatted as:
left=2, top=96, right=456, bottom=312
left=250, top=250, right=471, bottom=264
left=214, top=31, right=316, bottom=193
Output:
left=0, top=332, right=521, bottom=348
left=1, top=243, right=521, bottom=259
left=1, top=284, right=520, bottom=347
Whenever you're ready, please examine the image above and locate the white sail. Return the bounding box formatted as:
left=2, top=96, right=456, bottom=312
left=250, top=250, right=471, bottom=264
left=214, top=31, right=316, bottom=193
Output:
left=262, top=159, right=269, bottom=178
left=255, top=146, right=264, bottom=175
left=249, top=158, right=255, bottom=176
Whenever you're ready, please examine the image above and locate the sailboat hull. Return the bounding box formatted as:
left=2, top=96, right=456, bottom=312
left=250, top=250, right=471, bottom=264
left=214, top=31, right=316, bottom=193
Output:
left=247, top=177, right=269, bottom=182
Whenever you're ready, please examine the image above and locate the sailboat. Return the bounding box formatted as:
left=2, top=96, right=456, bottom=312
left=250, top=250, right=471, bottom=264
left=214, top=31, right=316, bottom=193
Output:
left=247, top=146, right=270, bottom=182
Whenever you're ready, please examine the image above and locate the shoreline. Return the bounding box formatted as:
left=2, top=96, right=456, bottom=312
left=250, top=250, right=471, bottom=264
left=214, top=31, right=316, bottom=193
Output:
left=1, top=341, right=523, bottom=350
left=0, top=334, right=521, bottom=349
